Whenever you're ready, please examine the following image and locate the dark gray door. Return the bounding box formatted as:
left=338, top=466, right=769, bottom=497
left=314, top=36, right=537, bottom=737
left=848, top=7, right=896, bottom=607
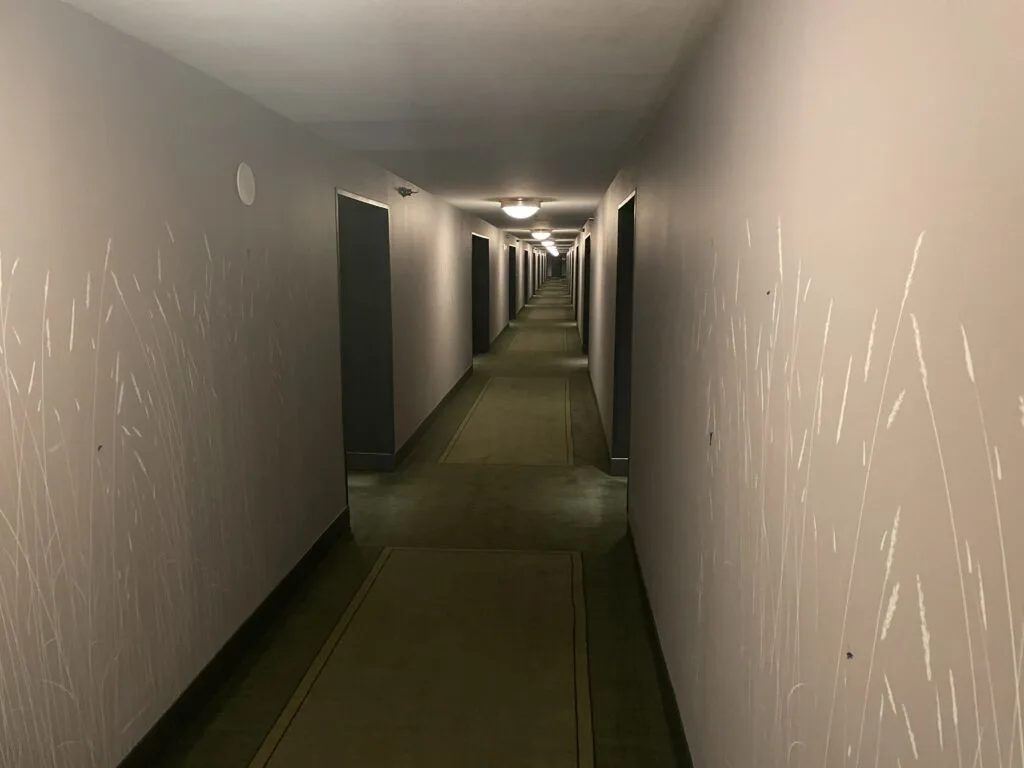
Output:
left=570, top=250, right=575, bottom=305
left=525, top=249, right=532, bottom=299
left=610, top=196, right=637, bottom=476
left=472, top=235, right=491, bottom=355
left=337, top=193, right=395, bottom=467
left=581, top=237, right=593, bottom=354
left=508, top=245, right=517, bottom=321
left=522, top=247, right=529, bottom=304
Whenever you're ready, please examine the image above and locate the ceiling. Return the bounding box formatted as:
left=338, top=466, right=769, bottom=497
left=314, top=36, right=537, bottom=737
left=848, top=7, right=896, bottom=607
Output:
left=67, top=0, right=716, bottom=232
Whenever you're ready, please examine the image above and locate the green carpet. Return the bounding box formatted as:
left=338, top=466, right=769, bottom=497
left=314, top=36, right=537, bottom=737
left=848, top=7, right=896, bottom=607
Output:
left=508, top=328, right=567, bottom=352
left=147, top=276, right=683, bottom=768
left=527, top=306, right=574, bottom=321
left=251, top=548, right=592, bottom=768
left=440, top=377, right=573, bottom=466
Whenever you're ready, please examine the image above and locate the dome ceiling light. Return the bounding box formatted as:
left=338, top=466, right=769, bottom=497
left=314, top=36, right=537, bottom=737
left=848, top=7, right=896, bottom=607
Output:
left=531, top=227, right=552, bottom=241
left=500, top=198, right=541, bottom=220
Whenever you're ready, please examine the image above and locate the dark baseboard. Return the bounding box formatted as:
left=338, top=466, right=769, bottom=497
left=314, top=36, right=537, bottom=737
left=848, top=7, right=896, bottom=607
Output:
left=346, top=451, right=397, bottom=472
left=118, top=507, right=351, bottom=768
left=609, top=456, right=629, bottom=477
left=625, top=520, right=694, bottom=768
left=393, top=365, right=474, bottom=468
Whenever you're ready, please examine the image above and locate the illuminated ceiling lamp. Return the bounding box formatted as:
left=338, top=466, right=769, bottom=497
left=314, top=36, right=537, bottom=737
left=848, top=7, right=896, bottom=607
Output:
left=541, top=240, right=555, bottom=247
left=531, top=227, right=552, bottom=241
left=500, top=197, right=541, bottom=220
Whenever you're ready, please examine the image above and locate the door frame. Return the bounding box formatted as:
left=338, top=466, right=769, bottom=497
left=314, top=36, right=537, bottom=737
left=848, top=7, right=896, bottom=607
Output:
left=609, top=190, right=637, bottom=477
left=471, top=232, right=492, bottom=355
left=335, top=187, right=397, bottom=473
left=333, top=189, right=352, bottom=505
left=581, top=235, right=593, bottom=355
left=521, top=244, right=529, bottom=308
left=338, top=189, right=390, bottom=210
left=507, top=244, right=517, bottom=322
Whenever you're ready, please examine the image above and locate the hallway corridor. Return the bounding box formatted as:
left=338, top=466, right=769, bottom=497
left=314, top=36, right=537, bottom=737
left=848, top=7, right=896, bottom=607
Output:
left=5, top=2, right=1023, bottom=765
left=154, top=278, right=681, bottom=767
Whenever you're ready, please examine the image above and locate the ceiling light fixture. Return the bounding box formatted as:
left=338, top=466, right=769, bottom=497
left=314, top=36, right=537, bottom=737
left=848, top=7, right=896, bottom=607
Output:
left=500, top=198, right=541, bottom=220
left=541, top=240, right=555, bottom=247
left=531, top=228, right=552, bottom=241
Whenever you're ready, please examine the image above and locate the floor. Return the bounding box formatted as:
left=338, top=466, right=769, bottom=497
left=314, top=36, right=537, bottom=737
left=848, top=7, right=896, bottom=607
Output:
left=153, top=277, right=683, bottom=767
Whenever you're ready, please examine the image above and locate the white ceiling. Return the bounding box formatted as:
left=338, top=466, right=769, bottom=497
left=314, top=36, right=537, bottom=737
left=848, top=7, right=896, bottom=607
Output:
left=67, top=0, right=716, bottom=230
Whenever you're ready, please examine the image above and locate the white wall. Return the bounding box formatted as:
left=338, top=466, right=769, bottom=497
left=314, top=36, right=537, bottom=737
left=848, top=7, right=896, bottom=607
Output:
left=591, top=0, right=1024, bottom=765
left=390, top=198, right=500, bottom=449
left=486, top=227, right=508, bottom=344
left=0, top=0, right=494, bottom=764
